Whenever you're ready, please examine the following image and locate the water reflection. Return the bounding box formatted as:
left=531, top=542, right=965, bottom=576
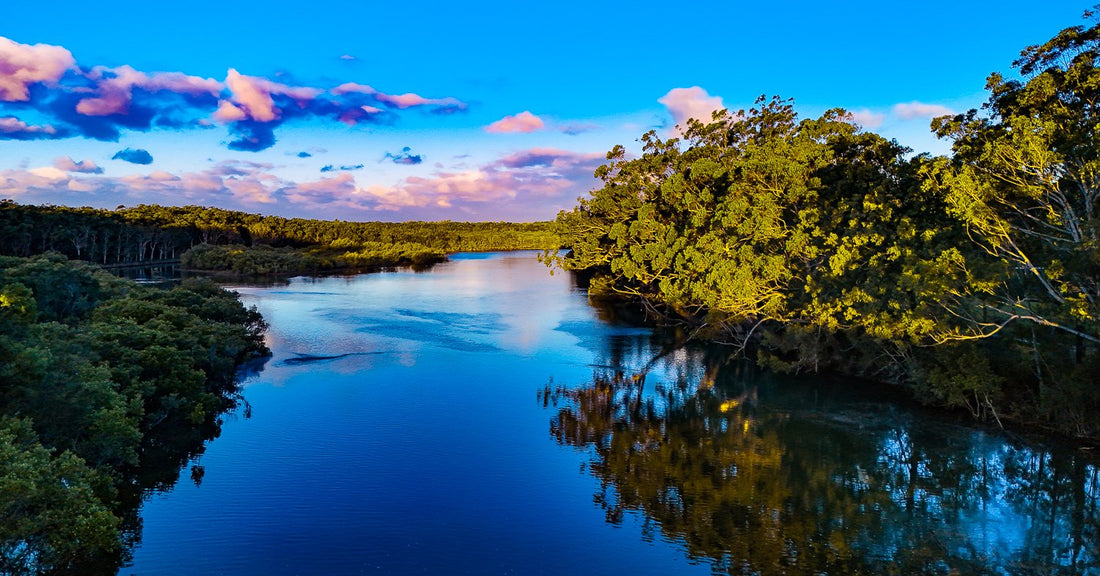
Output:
left=123, top=253, right=1099, bottom=575
left=542, top=341, right=1100, bottom=575
left=84, top=393, right=249, bottom=575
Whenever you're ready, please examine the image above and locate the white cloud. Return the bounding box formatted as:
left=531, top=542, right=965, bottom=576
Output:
left=892, top=101, right=954, bottom=120
left=845, top=108, right=885, bottom=129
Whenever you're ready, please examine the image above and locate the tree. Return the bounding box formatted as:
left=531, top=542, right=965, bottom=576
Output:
left=551, top=98, right=965, bottom=378
left=0, top=418, right=120, bottom=575
left=925, top=9, right=1100, bottom=347
left=0, top=253, right=271, bottom=573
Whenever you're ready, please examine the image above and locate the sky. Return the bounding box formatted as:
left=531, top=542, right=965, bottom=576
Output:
left=0, top=0, right=1088, bottom=222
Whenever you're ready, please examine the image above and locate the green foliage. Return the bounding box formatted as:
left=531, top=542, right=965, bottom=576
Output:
left=923, top=11, right=1100, bottom=343
left=551, top=9, right=1100, bottom=439
left=914, top=8, right=1100, bottom=435
left=0, top=255, right=268, bottom=574
left=0, top=254, right=122, bottom=323
left=0, top=418, right=120, bottom=576
left=0, top=200, right=559, bottom=275
left=552, top=97, right=962, bottom=376
left=0, top=283, right=36, bottom=327
left=181, top=241, right=446, bottom=274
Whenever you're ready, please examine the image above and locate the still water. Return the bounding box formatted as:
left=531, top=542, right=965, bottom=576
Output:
left=125, top=251, right=1098, bottom=575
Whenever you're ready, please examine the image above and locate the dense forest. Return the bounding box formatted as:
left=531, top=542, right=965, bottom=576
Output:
left=0, top=256, right=268, bottom=574
left=0, top=186, right=560, bottom=573
left=548, top=13, right=1100, bottom=440
left=0, top=201, right=558, bottom=274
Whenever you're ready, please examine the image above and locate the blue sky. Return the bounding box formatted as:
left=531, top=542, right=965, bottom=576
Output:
left=0, top=0, right=1087, bottom=221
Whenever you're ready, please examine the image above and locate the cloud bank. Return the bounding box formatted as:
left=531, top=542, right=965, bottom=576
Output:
left=54, top=156, right=103, bottom=173
left=0, top=35, right=468, bottom=151
left=0, top=148, right=605, bottom=221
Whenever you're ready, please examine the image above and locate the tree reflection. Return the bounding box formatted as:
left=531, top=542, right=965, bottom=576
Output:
left=543, top=347, right=1099, bottom=575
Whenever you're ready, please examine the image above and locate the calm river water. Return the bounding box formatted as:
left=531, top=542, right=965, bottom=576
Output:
left=124, top=251, right=1098, bottom=575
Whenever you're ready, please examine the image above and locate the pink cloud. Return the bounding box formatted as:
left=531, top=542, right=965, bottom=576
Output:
left=0, top=148, right=602, bottom=221
left=225, top=175, right=279, bottom=204
left=283, top=172, right=358, bottom=205
left=0, top=116, right=58, bottom=136
left=498, top=147, right=593, bottom=169
left=0, top=167, right=72, bottom=196
left=75, top=65, right=222, bottom=116
left=224, top=69, right=278, bottom=122
left=356, top=148, right=604, bottom=216
left=75, top=65, right=146, bottom=116
left=892, top=101, right=954, bottom=120
left=658, top=87, right=725, bottom=133
left=330, top=82, right=375, bottom=95
left=331, top=82, right=466, bottom=112
left=53, top=156, right=103, bottom=173
left=0, top=36, right=74, bottom=102
left=140, top=71, right=223, bottom=95
left=113, top=162, right=284, bottom=205
left=376, top=92, right=464, bottom=110
left=0, top=36, right=468, bottom=150
left=0, top=160, right=285, bottom=208
left=28, top=166, right=69, bottom=180
left=485, top=111, right=545, bottom=134
left=213, top=99, right=248, bottom=122
left=222, top=68, right=321, bottom=123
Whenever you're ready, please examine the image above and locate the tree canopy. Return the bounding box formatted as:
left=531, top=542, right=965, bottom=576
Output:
left=550, top=10, right=1100, bottom=439
left=0, top=255, right=268, bottom=574
left=0, top=201, right=559, bottom=275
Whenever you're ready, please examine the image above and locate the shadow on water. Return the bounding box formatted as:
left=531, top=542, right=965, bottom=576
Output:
left=541, top=327, right=1100, bottom=575
left=109, top=263, right=181, bottom=285
left=69, top=357, right=271, bottom=576
left=280, top=352, right=386, bottom=366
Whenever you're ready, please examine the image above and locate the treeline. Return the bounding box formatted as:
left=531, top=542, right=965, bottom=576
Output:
left=0, top=254, right=268, bottom=574
left=549, top=14, right=1100, bottom=439
left=0, top=201, right=559, bottom=273
left=181, top=241, right=446, bottom=275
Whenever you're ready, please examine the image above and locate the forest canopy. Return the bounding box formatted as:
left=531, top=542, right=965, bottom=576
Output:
left=0, top=201, right=559, bottom=274
left=0, top=255, right=268, bottom=574
left=548, top=10, right=1100, bottom=440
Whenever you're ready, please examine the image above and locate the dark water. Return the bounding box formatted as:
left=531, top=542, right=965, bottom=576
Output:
left=123, top=251, right=1099, bottom=575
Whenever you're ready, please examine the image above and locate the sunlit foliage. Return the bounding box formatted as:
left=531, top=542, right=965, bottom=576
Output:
left=551, top=11, right=1100, bottom=438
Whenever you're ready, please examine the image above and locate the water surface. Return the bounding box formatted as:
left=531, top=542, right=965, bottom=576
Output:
left=124, top=251, right=1099, bottom=575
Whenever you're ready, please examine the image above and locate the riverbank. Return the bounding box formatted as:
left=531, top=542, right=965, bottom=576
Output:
left=127, top=251, right=1099, bottom=576
left=578, top=288, right=1100, bottom=449
left=180, top=242, right=447, bottom=275
left=0, top=253, right=269, bottom=574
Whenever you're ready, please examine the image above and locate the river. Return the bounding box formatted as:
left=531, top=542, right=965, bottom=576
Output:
left=123, top=251, right=1099, bottom=575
